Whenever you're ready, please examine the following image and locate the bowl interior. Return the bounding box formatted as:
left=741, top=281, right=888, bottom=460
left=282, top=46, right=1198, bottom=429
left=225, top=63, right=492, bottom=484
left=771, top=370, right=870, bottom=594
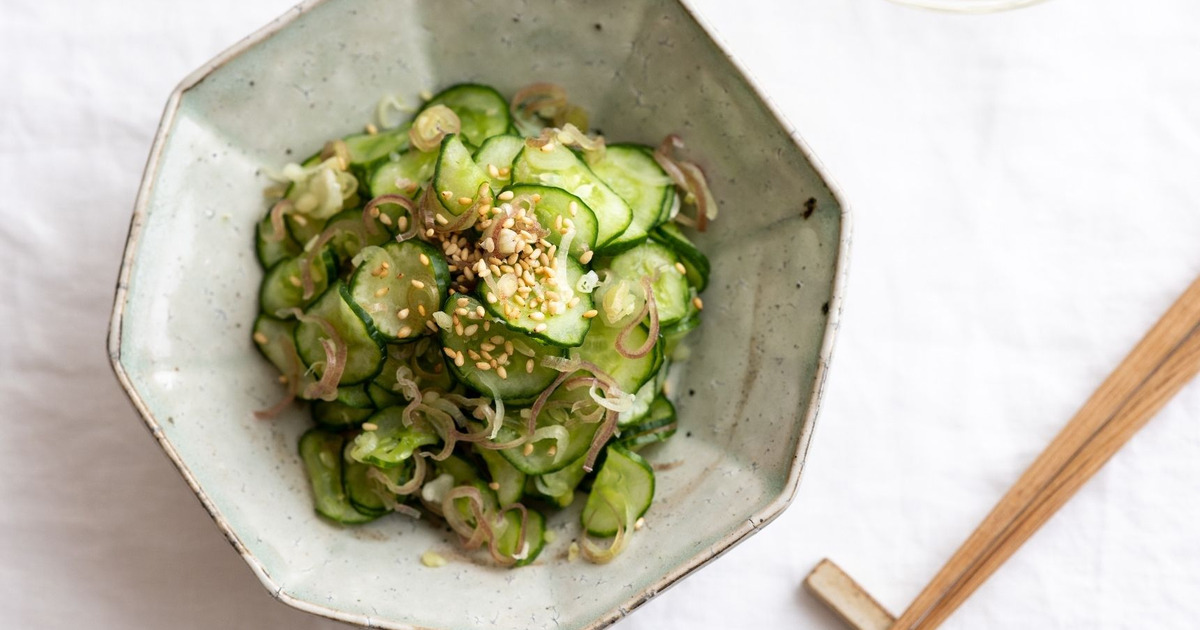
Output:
left=114, top=1, right=844, bottom=628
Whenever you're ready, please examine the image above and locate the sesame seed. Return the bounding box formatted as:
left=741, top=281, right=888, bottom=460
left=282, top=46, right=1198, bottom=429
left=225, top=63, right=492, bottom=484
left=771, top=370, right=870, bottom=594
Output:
left=426, top=320, right=438, bottom=331
left=253, top=332, right=268, bottom=344
left=411, top=280, right=426, bottom=289
left=526, top=359, right=535, bottom=373
left=420, top=89, right=433, bottom=100
left=457, top=297, right=469, bottom=307
left=457, top=196, right=473, bottom=206
left=486, top=292, right=498, bottom=303
left=547, top=445, right=557, bottom=457
left=463, top=324, right=478, bottom=336
left=426, top=228, right=436, bottom=237
left=693, top=296, right=704, bottom=310
left=476, top=361, right=491, bottom=370
left=634, top=517, right=646, bottom=530
left=534, top=323, right=548, bottom=333
left=480, top=342, right=495, bottom=352
left=287, top=275, right=301, bottom=287
left=484, top=321, right=491, bottom=331
left=504, top=341, right=514, bottom=355
left=435, top=213, right=449, bottom=225
left=418, top=304, right=427, bottom=316
left=568, top=296, right=580, bottom=308
left=487, top=163, right=500, bottom=178
left=441, top=190, right=454, bottom=200
left=374, top=286, right=389, bottom=297
left=365, top=123, right=378, bottom=135
left=530, top=311, right=545, bottom=321
left=398, top=326, right=413, bottom=337
left=397, top=216, right=408, bottom=231
left=523, top=443, right=535, bottom=456
left=379, top=213, right=393, bottom=226
left=499, top=166, right=511, bottom=177
left=362, top=422, right=379, bottom=431
left=539, top=142, right=556, bottom=153
left=278, top=375, right=288, bottom=384
left=476, top=306, right=486, bottom=318
left=580, top=250, right=594, bottom=264
left=675, top=262, right=687, bottom=274
left=444, top=347, right=457, bottom=358
left=488, top=481, right=501, bottom=491
left=455, top=353, right=465, bottom=367
left=583, top=309, right=599, bottom=319
left=497, top=366, right=508, bottom=379
left=419, top=253, right=430, bottom=266
left=498, top=190, right=514, bottom=201
left=398, top=308, right=410, bottom=319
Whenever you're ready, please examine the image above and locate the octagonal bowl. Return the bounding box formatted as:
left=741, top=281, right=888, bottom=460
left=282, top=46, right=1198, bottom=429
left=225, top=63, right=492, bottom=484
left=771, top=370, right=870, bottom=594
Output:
left=108, top=0, right=850, bottom=628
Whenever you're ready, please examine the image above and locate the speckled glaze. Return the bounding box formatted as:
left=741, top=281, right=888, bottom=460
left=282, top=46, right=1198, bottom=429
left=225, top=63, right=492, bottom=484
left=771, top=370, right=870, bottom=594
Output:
left=108, top=1, right=850, bottom=628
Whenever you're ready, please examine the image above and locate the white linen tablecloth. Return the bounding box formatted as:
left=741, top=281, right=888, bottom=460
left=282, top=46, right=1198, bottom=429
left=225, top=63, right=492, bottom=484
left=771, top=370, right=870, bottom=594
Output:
left=3, top=0, right=1199, bottom=628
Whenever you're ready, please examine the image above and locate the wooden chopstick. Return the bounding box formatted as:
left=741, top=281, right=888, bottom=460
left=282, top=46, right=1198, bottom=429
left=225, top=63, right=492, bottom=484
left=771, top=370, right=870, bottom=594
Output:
left=893, top=275, right=1200, bottom=629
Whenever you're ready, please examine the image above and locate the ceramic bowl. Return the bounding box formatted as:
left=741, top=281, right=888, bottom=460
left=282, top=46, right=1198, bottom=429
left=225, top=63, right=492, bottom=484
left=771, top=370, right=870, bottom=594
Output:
left=108, top=1, right=850, bottom=628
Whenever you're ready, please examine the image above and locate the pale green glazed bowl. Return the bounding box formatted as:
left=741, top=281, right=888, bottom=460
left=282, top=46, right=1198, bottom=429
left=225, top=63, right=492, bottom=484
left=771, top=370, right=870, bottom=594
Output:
left=108, top=1, right=850, bottom=628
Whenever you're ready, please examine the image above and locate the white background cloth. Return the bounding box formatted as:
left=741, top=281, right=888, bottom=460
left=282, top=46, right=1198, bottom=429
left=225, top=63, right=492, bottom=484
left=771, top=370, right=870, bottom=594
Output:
left=3, top=0, right=1199, bottom=628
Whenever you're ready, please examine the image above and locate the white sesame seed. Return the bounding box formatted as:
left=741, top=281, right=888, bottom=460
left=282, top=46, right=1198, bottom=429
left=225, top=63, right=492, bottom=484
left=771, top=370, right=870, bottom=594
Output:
left=530, top=311, right=545, bottom=321
left=463, top=324, right=478, bottom=336
left=435, top=213, right=449, bottom=225
left=253, top=332, right=269, bottom=344
left=523, top=443, right=535, bottom=455
left=441, top=190, right=454, bottom=200
left=675, top=262, right=687, bottom=274
left=418, top=304, right=427, bottom=316
left=487, top=163, right=500, bottom=178
left=634, top=517, right=646, bottom=530
left=362, top=422, right=379, bottom=431
left=497, top=366, right=508, bottom=379
left=526, top=359, right=534, bottom=373
left=398, top=308, right=410, bottom=319
left=458, top=196, right=473, bottom=206
left=454, top=353, right=465, bottom=367
left=583, top=309, right=598, bottom=319
left=580, top=250, right=594, bottom=264
left=288, top=275, right=301, bottom=287
left=534, top=323, right=548, bottom=333
left=419, top=253, right=431, bottom=266
left=693, top=296, right=704, bottom=310
left=411, top=280, right=426, bottom=289
left=488, top=481, right=501, bottom=491
left=398, top=326, right=413, bottom=337
left=375, top=286, right=390, bottom=297
left=498, top=190, right=514, bottom=201
left=476, top=361, right=491, bottom=370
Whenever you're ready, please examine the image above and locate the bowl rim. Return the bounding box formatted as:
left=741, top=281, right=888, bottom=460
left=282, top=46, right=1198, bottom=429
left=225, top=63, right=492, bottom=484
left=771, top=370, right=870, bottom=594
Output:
left=106, top=1, right=853, bottom=628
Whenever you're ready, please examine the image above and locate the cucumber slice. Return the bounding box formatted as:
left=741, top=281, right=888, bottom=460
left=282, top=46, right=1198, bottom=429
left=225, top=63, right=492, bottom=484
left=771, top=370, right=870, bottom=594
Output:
left=298, top=429, right=378, bottom=524
left=512, top=145, right=633, bottom=248
left=617, top=377, right=658, bottom=427
left=322, top=208, right=402, bottom=261
left=663, top=289, right=702, bottom=356
left=335, top=384, right=374, bottom=409
left=373, top=338, right=455, bottom=398
left=474, top=134, right=525, bottom=191
left=285, top=211, right=325, bottom=248
left=423, top=84, right=512, bottom=147
left=617, top=396, right=678, bottom=450
left=311, top=399, right=374, bottom=429
left=650, top=222, right=711, bottom=291
left=582, top=445, right=654, bottom=536
left=255, top=212, right=302, bottom=268
left=497, top=387, right=601, bottom=475
left=433, top=134, right=491, bottom=217
left=259, top=250, right=336, bottom=317
left=348, top=242, right=449, bottom=342
left=367, top=149, right=437, bottom=198
left=588, top=144, right=673, bottom=253
left=344, top=447, right=411, bottom=516
left=570, top=319, right=663, bottom=396
left=438, top=294, right=565, bottom=403
left=348, top=406, right=440, bottom=468
left=495, top=507, right=546, bottom=567
left=479, top=257, right=594, bottom=347
left=252, top=314, right=318, bottom=393
left=294, top=282, right=387, bottom=386
left=602, top=241, right=691, bottom=326
left=533, top=457, right=588, bottom=508
left=342, top=123, right=412, bottom=166
left=436, top=454, right=484, bottom=485
left=503, top=184, right=598, bottom=260
left=476, top=446, right=526, bottom=506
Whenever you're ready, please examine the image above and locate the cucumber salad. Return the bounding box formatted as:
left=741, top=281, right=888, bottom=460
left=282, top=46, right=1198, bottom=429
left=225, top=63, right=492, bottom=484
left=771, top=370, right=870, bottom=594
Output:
left=252, top=83, right=716, bottom=566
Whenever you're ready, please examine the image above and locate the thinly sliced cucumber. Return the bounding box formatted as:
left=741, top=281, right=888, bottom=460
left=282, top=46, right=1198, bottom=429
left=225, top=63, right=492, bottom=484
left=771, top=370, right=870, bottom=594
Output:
left=476, top=446, right=526, bottom=506
left=663, top=289, right=701, bottom=357
left=438, top=294, right=564, bottom=403
left=252, top=314, right=317, bottom=392
left=433, top=134, right=491, bottom=217
left=512, top=145, right=632, bottom=248
left=348, top=406, right=440, bottom=468
left=497, top=388, right=601, bottom=475
left=256, top=213, right=302, bottom=268
left=367, top=149, right=437, bottom=198
left=570, top=319, right=663, bottom=396
left=285, top=210, right=326, bottom=248
left=311, top=399, right=374, bottom=428
left=436, top=454, right=484, bottom=485
left=423, top=84, right=512, bottom=147
left=588, top=144, right=673, bottom=253
left=367, top=382, right=403, bottom=408
left=322, top=208, right=401, bottom=261
left=294, top=282, right=386, bottom=386
left=298, top=429, right=378, bottom=524
left=474, top=134, right=525, bottom=191
left=533, top=457, right=588, bottom=508
left=335, top=384, right=374, bottom=409
left=344, top=447, right=411, bottom=516
left=503, top=184, right=598, bottom=260
left=348, top=242, right=449, bottom=342
left=495, top=507, right=546, bottom=567
left=617, top=377, right=658, bottom=427
left=373, top=339, right=455, bottom=398
left=479, top=257, right=594, bottom=347
left=582, top=445, right=654, bottom=536
left=650, top=222, right=710, bottom=291
left=259, top=250, right=336, bottom=317
left=342, top=123, right=412, bottom=166
left=618, top=396, right=678, bottom=450
left=602, top=241, right=691, bottom=326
